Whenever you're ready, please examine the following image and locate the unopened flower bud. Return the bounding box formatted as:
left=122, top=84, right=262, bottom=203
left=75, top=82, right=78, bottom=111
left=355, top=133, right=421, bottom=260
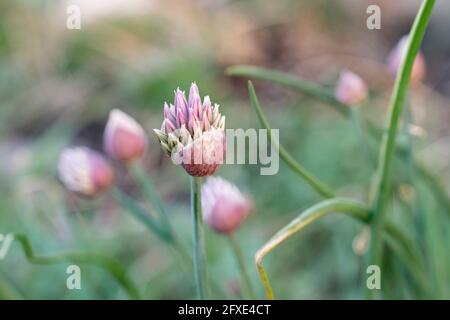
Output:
left=58, top=147, right=115, bottom=197
left=104, top=109, right=147, bottom=163
left=335, top=70, right=368, bottom=106
left=201, top=177, right=252, bottom=234
left=387, top=35, right=426, bottom=85
left=154, top=83, right=226, bottom=177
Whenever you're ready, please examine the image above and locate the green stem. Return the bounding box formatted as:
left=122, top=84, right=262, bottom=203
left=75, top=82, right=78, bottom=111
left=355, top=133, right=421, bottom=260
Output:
left=416, top=165, right=450, bottom=216
left=112, top=188, right=172, bottom=242
left=350, top=108, right=376, bottom=168
left=248, top=81, right=335, bottom=198
left=402, top=101, right=442, bottom=298
left=254, top=198, right=427, bottom=300
left=113, top=187, right=227, bottom=298
left=255, top=198, right=370, bottom=299
left=383, top=231, right=430, bottom=298
left=421, top=200, right=448, bottom=298
left=191, top=176, right=207, bottom=299
left=367, top=0, right=435, bottom=299
left=227, top=65, right=350, bottom=117
left=130, top=162, right=173, bottom=237
left=11, top=233, right=141, bottom=299
left=228, top=234, right=256, bottom=299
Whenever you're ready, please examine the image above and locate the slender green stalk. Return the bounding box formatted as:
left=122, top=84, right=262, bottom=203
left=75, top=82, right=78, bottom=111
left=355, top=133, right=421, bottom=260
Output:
left=227, top=65, right=350, bottom=117
left=367, top=0, right=436, bottom=299
left=191, top=176, right=207, bottom=299
left=365, top=117, right=450, bottom=217
left=384, top=222, right=424, bottom=272
left=402, top=101, right=445, bottom=298
left=11, top=233, right=141, bottom=299
left=248, top=81, right=335, bottom=198
left=114, top=187, right=227, bottom=298
left=228, top=234, right=256, bottom=299
left=422, top=200, right=448, bottom=298
left=383, top=232, right=430, bottom=298
left=416, top=165, right=450, bottom=216
left=255, top=198, right=370, bottom=299
left=254, top=197, right=427, bottom=300
left=350, top=108, right=376, bottom=168
left=130, top=162, right=173, bottom=237
left=112, top=187, right=172, bottom=242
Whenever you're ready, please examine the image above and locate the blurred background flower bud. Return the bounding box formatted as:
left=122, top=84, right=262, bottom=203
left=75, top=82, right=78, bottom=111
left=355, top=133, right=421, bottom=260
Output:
left=154, top=83, right=226, bottom=177
left=334, top=70, right=368, bottom=106
left=387, top=35, right=426, bottom=85
left=104, top=109, right=148, bottom=163
left=201, top=177, right=252, bottom=234
left=58, top=147, right=115, bottom=197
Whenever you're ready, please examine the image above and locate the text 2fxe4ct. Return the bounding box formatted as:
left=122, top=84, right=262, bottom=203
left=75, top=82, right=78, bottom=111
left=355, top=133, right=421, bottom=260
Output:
left=178, top=304, right=271, bottom=317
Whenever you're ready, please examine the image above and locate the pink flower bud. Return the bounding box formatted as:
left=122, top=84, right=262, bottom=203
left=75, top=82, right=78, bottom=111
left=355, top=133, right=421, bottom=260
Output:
left=154, top=83, right=226, bottom=177
left=201, top=177, right=252, bottom=234
left=335, top=70, right=368, bottom=106
left=387, top=36, right=426, bottom=85
left=179, top=129, right=226, bottom=177
left=58, top=147, right=115, bottom=197
left=104, top=109, right=148, bottom=163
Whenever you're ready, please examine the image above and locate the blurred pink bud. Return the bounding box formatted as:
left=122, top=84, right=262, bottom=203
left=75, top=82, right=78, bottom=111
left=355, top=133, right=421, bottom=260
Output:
left=104, top=109, right=148, bottom=163
left=335, top=70, right=368, bottom=106
left=58, top=147, right=115, bottom=197
left=387, top=36, right=426, bottom=85
left=201, top=177, right=252, bottom=234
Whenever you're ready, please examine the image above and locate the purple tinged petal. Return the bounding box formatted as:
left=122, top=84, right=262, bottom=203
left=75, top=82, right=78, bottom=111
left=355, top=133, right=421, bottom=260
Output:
left=164, top=103, right=176, bottom=124
left=176, top=108, right=186, bottom=128
left=188, top=108, right=196, bottom=134
left=188, top=83, right=202, bottom=119
left=189, top=82, right=200, bottom=107
left=202, top=115, right=211, bottom=131
left=193, top=96, right=202, bottom=119
left=203, top=96, right=213, bottom=121
left=163, top=102, right=171, bottom=119
left=174, top=88, right=188, bottom=117
left=165, top=118, right=176, bottom=133
left=169, top=104, right=176, bottom=116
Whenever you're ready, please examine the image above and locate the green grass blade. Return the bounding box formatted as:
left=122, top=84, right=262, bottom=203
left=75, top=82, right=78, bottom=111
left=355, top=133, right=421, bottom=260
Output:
left=248, top=81, right=335, bottom=198
left=255, top=198, right=370, bottom=299
left=367, top=0, right=436, bottom=299
left=11, top=233, right=141, bottom=299
left=227, top=65, right=349, bottom=116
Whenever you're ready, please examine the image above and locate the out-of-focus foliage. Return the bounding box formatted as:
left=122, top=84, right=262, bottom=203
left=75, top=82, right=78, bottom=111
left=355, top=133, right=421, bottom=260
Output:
left=0, top=0, right=449, bottom=299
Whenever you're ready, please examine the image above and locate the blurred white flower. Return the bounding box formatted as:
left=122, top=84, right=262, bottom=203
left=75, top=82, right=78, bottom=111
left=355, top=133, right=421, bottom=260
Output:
left=58, top=147, right=115, bottom=197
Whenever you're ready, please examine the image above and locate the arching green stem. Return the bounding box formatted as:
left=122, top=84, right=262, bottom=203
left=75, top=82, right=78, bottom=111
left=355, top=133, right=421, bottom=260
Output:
left=248, top=81, right=335, bottom=199
left=255, top=198, right=369, bottom=299
left=227, top=65, right=349, bottom=116
left=11, top=233, right=141, bottom=299
left=254, top=199, right=428, bottom=300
